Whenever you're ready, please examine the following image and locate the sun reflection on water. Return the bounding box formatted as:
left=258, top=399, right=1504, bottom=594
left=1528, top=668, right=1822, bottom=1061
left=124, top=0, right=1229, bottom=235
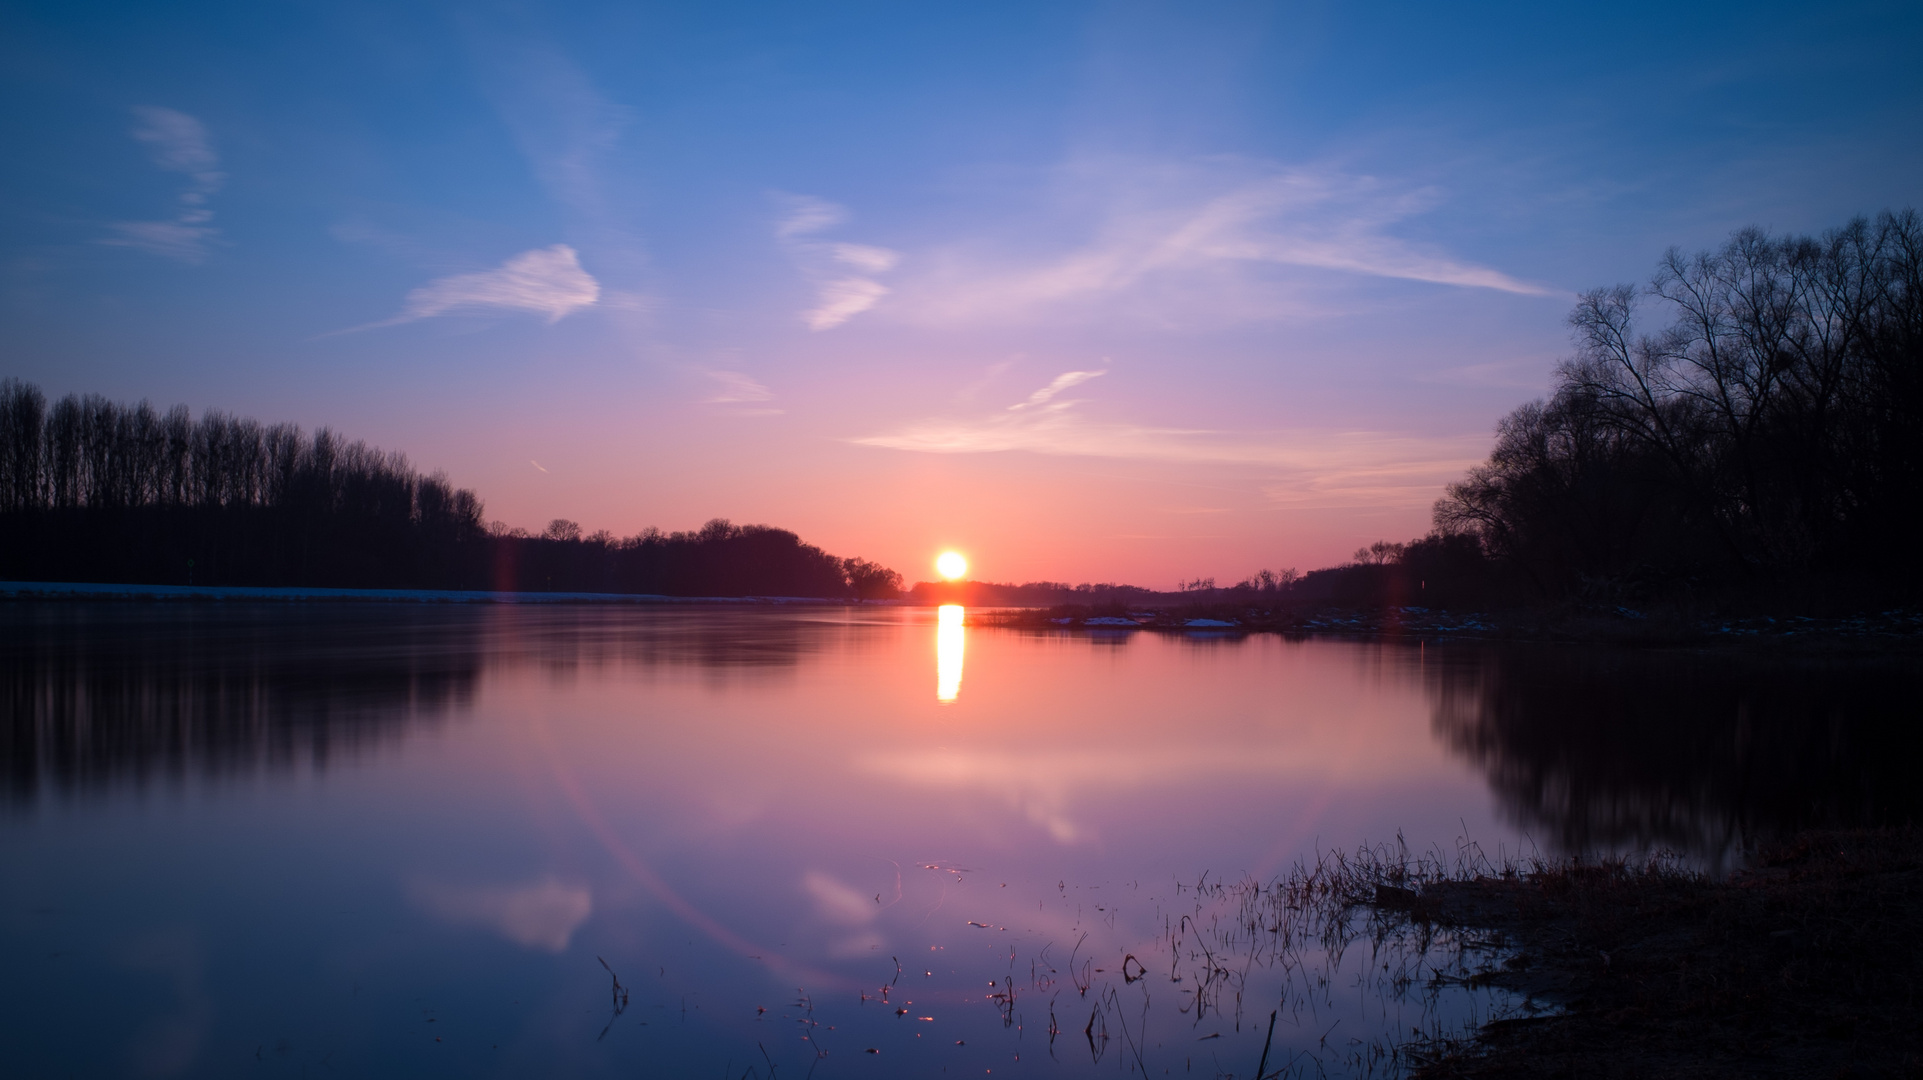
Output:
left=935, top=604, right=964, bottom=703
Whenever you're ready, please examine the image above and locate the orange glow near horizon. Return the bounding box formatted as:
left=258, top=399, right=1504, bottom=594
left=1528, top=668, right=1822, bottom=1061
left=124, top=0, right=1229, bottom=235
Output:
left=936, top=604, right=964, bottom=703
left=935, top=551, right=968, bottom=581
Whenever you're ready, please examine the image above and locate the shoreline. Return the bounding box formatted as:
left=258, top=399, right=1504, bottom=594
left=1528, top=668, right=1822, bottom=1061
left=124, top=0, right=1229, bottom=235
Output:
left=977, top=603, right=1923, bottom=650
left=0, top=579, right=870, bottom=606
left=6, top=581, right=1920, bottom=650
left=1388, top=826, right=1923, bottom=1078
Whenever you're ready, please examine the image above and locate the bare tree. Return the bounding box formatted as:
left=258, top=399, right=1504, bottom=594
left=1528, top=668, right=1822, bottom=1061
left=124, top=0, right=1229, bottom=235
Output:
left=1440, top=209, right=1922, bottom=591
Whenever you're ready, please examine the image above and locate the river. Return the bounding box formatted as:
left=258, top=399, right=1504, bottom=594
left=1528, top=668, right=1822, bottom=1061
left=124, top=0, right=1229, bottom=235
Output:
left=1, top=603, right=1910, bottom=1077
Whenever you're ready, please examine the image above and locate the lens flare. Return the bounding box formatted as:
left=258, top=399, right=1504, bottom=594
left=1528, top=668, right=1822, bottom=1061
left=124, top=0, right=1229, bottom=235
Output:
left=935, top=551, right=968, bottom=580
left=936, top=604, right=964, bottom=703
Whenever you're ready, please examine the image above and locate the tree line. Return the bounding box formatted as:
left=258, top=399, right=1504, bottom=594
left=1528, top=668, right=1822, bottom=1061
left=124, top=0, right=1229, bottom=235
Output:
left=1279, top=209, right=1920, bottom=610
left=1435, top=210, right=1921, bottom=599
left=494, top=516, right=902, bottom=598
left=0, top=379, right=902, bottom=598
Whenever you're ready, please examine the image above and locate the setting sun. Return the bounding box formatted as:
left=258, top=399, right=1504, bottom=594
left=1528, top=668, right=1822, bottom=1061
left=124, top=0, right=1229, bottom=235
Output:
left=935, top=551, right=968, bottom=580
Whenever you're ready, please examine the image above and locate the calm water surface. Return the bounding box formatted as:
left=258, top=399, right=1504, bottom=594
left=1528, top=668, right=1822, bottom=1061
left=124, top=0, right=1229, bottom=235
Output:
left=1, top=604, right=1911, bottom=1078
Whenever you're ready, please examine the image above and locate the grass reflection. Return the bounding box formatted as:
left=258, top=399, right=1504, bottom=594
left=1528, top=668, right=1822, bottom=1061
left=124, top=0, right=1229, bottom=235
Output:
left=936, top=604, right=964, bottom=703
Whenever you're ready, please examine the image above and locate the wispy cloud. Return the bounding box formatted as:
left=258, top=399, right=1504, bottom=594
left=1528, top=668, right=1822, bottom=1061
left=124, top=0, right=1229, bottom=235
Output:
left=130, top=106, right=223, bottom=188
left=333, top=246, right=600, bottom=334
left=702, top=370, right=783, bottom=414
left=456, top=29, right=655, bottom=320
left=403, top=245, right=599, bottom=321
left=886, top=159, right=1554, bottom=326
left=775, top=196, right=845, bottom=239
left=1413, top=358, right=1549, bottom=389
left=473, top=42, right=631, bottom=227
left=776, top=195, right=899, bottom=330
left=101, top=107, right=225, bottom=263
left=101, top=221, right=217, bottom=263
left=1183, top=171, right=1548, bottom=292
left=704, top=370, right=774, bottom=404
left=323, top=245, right=599, bottom=335
left=1009, top=369, right=1106, bottom=411
left=851, top=370, right=1184, bottom=457
left=852, top=370, right=1487, bottom=510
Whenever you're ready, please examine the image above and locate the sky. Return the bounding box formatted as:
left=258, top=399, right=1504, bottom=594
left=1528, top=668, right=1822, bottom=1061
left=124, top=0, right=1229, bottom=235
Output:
left=2, top=0, right=1919, bottom=587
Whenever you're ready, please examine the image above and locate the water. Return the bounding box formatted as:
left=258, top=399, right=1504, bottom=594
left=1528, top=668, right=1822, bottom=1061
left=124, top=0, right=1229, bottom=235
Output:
left=1, top=603, right=1912, bottom=1078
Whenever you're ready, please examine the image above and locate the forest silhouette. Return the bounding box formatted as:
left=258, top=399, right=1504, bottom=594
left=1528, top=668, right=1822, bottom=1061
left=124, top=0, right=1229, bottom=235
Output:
left=0, top=381, right=901, bottom=599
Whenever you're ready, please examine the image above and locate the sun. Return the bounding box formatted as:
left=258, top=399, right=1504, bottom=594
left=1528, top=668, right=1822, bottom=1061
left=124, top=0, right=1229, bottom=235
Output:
left=935, top=551, right=968, bottom=581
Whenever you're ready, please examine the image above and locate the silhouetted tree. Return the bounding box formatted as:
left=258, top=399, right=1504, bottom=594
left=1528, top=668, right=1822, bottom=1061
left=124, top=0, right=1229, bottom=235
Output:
left=1353, top=541, right=1405, bottom=566
left=842, top=557, right=903, bottom=599
left=0, top=382, right=900, bottom=598
left=1234, top=567, right=1300, bottom=592
left=1437, top=209, right=1923, bottom=597
left=0, top=380, right=489, bottom=588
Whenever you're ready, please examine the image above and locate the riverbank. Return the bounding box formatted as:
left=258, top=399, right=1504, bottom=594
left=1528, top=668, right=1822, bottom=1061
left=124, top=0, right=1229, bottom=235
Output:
left=1392, top=827, right=1923, bottom=1078
left=0, top=579, right=861, bottom=605
left=977, top=602, right=1923, bottom=648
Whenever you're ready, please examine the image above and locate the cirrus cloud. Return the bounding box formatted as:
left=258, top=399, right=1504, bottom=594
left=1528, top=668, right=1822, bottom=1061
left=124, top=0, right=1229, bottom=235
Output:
left=776, top=195, right=899, bottom=330
left=101, top=106, right=227, bottom=263
left=328, top=245, right=602, bottom=335
left=402, top=244, right=600, bottom=322
left=882, top=158, right=1557, bottom=328
left=703, top=370, right=784, bottom=415
left=852, top=370, right=1488, bottom=511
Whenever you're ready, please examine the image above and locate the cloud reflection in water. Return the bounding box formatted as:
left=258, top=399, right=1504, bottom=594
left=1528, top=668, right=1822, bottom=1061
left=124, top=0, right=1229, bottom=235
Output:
left=407, top=875, right=593, bottom=952
left=801, top=870, right=887, bottom=957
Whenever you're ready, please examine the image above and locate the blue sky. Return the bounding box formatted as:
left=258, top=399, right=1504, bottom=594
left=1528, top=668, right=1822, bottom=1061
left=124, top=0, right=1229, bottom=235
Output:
left=3, top=0, right=1918, bottom=582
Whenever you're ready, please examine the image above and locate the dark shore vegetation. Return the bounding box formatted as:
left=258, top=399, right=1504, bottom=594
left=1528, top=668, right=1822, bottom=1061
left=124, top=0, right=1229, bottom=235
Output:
left=1389, top=827, right=1923, bottom=1079
left=1433, top=210, right=1923, bottom=606
left=1178, top=825, right=1923, bottom=1078
left=0, top=379, right=901, bottom=599
left=977, top=597, right=1923, bottom=651
left=1032, top=822, right=1923, bottom=1078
